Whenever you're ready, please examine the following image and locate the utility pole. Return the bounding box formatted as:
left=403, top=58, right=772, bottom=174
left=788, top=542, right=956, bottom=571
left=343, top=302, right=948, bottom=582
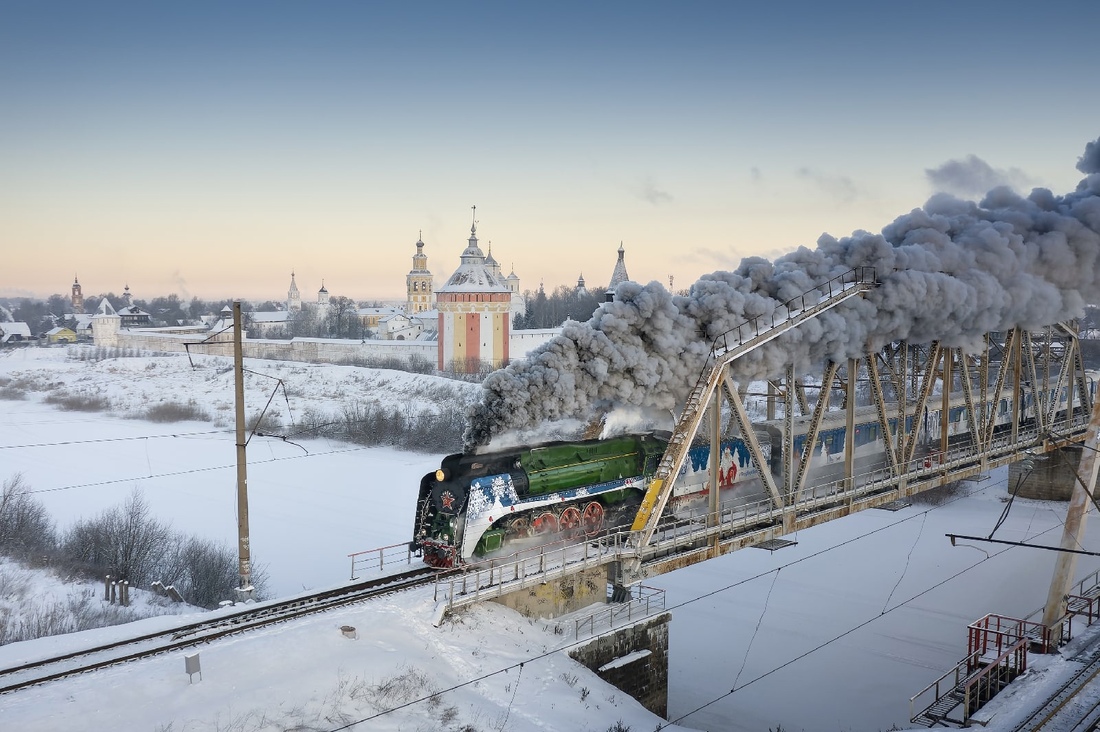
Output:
left=233, top=301, right=254, bottom=600
left=1041, top=390, right=1100, bottom=635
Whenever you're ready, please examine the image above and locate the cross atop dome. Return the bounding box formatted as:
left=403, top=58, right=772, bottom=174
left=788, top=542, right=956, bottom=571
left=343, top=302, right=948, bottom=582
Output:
left=460, top=204, right=486, bottom=262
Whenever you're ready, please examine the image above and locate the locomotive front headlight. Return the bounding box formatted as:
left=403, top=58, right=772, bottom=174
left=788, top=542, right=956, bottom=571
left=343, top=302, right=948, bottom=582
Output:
left=436, top=469, right=448, bottom=481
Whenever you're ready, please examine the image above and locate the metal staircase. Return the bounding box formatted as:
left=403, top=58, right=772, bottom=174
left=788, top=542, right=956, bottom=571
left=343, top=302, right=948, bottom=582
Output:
left=630, top=267, right=878, bottom=547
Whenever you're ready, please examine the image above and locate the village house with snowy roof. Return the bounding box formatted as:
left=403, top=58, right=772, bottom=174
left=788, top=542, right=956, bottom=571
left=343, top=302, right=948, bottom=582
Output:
left=0, top=322, right=32, bottom=344
left=45, top=326, right=77, bottom=344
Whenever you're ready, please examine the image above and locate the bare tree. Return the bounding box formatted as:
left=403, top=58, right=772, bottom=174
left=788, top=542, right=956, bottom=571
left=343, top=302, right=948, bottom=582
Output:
left=159, top=536, right=269, bottom=608
left=63, top=489, right=171, bottom=585
left=326, top=296, right=361, bottom=339
left=0, top=473, right=55, bottom=559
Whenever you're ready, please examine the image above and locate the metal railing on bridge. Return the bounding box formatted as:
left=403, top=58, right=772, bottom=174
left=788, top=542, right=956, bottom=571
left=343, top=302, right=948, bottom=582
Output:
left=432, top=532, right=631, bottom=609
left=348, top=542, right=420, bottom=581
left=545, top=585, right=667, bottom=640
left=426, top=410, right=1092, bottom=613
left=709, top=266, right=879, bottom=364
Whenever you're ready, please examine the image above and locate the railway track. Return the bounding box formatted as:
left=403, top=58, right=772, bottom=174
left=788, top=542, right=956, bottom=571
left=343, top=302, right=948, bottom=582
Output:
left=0, top=565, right=446, bottom=695
left=1008, top=642, right=1100, bottom=732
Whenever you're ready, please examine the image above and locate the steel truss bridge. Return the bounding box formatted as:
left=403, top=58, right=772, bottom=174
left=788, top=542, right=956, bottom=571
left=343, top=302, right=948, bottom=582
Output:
left=434, top=267, right=1097, bottom=611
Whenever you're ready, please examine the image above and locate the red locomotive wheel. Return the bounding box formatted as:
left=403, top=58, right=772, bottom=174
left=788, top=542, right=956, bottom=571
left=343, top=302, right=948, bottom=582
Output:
left=559, top=506, right=583, bottom=539
left=581, top=502, right=604, bottom=537
left=531, top=511, right=558, bottom=535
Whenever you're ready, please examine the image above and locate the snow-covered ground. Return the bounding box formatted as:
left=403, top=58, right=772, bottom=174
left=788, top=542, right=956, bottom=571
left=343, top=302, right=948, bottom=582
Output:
left=0, top=568, right=681, bottom=731
left=0, top=556, right=200, bottom=645
left=0, top=346, right=478, bottom=597
left=2, top=345, right=1100, bottom=731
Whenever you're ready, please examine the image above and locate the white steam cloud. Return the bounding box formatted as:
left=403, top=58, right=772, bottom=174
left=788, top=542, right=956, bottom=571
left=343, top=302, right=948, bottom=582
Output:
left=464, top=137, right=1100, bottom=450
left=925, top=154, right=1036, bottom=197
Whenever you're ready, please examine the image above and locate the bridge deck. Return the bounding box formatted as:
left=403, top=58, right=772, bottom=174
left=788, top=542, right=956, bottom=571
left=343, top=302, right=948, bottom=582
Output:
left=434, top=412, right=1091, bottom=611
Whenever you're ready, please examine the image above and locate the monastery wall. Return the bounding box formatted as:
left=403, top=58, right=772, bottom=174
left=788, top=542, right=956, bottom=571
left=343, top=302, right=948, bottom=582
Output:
left=97, top=326, right=560, bottom=368
left=509, top=328, right=560, bottom=358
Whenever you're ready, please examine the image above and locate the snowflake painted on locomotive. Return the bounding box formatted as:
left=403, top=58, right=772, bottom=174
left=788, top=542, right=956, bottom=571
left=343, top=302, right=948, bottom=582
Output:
left=412, top=374, right=1097, bottom=567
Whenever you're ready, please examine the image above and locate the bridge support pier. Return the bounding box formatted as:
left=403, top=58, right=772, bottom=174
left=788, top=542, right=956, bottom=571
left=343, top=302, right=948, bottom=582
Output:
left=1012, top=447, right=1083, bottom=501
left=569, top=612, right=671, bottom=718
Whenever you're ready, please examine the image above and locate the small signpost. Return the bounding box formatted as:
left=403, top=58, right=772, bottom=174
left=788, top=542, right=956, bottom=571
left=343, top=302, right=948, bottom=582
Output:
left=185, top=653, right=201, bottom=684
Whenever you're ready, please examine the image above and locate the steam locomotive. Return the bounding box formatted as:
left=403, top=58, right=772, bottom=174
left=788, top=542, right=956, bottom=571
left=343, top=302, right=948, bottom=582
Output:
left=411, top=434, right=667, bottom=567
left=412, top=375, right=1097, bottom=568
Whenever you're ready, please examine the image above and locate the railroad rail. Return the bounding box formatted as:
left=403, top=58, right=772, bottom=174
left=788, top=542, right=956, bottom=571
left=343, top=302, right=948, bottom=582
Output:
left=0, top=565, right=445, bottom=695
left=1007, top=640, right=1100, bottom=731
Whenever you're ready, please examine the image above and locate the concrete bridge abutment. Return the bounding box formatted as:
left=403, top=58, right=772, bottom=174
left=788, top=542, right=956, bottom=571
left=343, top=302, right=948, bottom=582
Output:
left=491, top=566, right=671, bottom=719
left=490, top=565, right=607, bottom=618
left=569, top=612, right=671, bottom=718
left=1012, top=446, right=1083, bottom=501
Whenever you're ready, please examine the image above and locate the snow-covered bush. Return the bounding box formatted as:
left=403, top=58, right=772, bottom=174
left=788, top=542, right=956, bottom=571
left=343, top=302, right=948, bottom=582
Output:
left=60, top=489, right=268, bottom=608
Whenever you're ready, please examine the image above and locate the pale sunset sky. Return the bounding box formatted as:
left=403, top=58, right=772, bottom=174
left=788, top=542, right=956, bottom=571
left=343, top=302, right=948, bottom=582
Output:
left=2, top=1, right=1097, bottom=303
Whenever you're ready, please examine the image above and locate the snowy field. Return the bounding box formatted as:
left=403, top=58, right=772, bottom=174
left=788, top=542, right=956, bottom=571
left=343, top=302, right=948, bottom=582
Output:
left=2, top=346, right=1100, bottom=731
left=0, top=346, right=478, bottom=597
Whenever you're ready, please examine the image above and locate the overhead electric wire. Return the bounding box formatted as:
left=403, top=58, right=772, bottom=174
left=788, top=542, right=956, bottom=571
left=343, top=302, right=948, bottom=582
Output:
left=732, top=567, right=780, bottom=692
left=0, top=429, right=228, bottom=450
left=660, top=519, right=1066, bottom=729
left=326, top=474, right=1051, bottom=731
left=881, top=510, right=927, bottom=614
left=7, top=414, right=458, bottom=495
left=19, top=440, right=378, bottom=495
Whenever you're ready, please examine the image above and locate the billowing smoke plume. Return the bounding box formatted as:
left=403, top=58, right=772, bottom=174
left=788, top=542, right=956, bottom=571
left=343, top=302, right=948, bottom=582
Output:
left=464, top=137, right=1100, bottom=450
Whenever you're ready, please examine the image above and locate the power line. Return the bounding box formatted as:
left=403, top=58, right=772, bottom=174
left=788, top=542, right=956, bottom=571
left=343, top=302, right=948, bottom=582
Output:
left=326, top=476, right=1026, bottom=730
left=0, top=430, right=228, bottom=450
left=21, top=441, right=380, bottom=495
left=661, top=521, right=1063, bottom=728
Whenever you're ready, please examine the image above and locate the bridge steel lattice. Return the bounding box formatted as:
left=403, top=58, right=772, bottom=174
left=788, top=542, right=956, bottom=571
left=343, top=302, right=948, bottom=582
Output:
left=435, top=269, right=1095, bottom=610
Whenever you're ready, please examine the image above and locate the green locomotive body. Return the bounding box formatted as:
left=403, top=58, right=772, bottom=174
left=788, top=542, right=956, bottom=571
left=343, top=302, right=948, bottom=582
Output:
left=412, top=434, right=666, bottom=566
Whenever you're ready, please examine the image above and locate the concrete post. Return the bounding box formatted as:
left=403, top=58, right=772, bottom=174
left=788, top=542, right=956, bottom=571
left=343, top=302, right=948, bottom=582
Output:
left=1041, top=389, right=1100, bottom=637
left=233, top=301, right=253, bottom=599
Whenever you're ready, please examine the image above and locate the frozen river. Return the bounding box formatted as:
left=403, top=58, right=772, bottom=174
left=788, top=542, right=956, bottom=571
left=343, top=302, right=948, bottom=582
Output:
left=3, top=390, right=1098, bottom=730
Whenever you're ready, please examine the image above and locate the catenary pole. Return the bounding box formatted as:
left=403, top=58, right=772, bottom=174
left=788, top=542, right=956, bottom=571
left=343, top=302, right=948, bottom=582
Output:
left=1041, top=386, right=1100, bottom=634
left=233, top=301, right=253, bottom=598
